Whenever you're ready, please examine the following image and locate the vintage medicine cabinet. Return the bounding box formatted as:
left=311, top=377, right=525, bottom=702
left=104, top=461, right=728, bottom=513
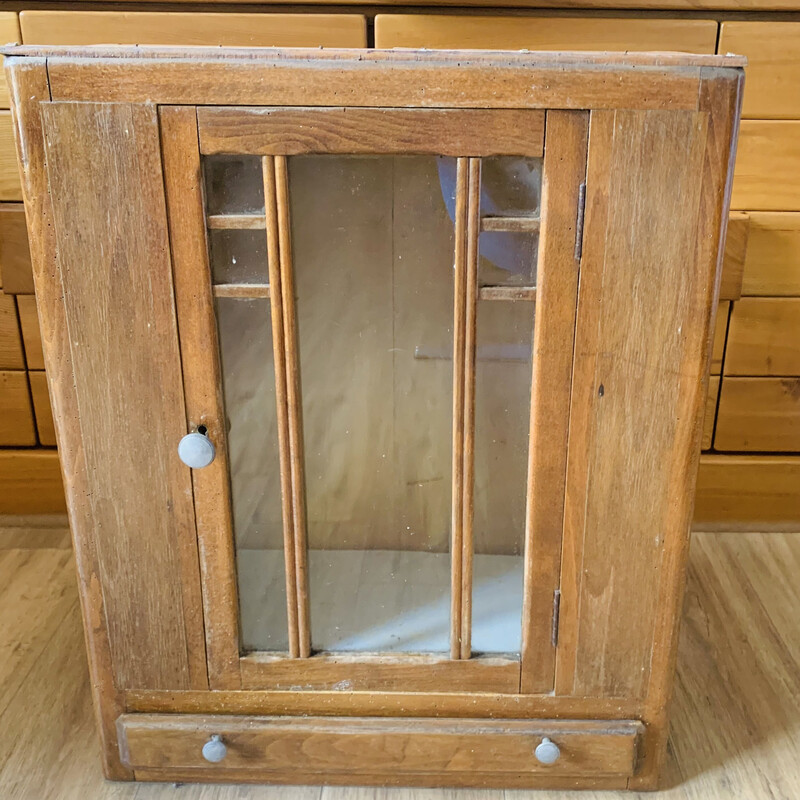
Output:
left=5, top=45, right=742, bottom=790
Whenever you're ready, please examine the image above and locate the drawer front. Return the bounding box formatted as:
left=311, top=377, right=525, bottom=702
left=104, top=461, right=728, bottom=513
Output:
left=29, top=370, right=55, bottom=446
left=374, top=15, right=717, bottom=52
left=15, top=295, right=43, bottom=370
left=702, top=375, right=721, bottom=451
left=731, top=121, right=800, bottom=212
left=742, top=212, right=800, bottom=296
left=19, top=11, right=366, bottom=48
left=715, top=377, right=800, bottom=451
left=0, top=204, right=33, bottom=294
left=0, top=113, right=21, bottom=202
left=0, top=370, right=35, bottom=445
left=0, top=14, right=20, bottom=109
left=718, top=22, right=800, bottom=120
left=711, top=300, right=730, bottom=376
left=694, top=455, right=800, bottom=528
left=725, top=298, right=800, bottom=376
left=0, top=291, right=24, bottom=369
left=118, top=715, right=643, bottom=779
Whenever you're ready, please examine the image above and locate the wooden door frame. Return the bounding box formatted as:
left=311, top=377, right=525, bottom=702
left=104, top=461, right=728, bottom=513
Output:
left=162, top=102, right=589, bottom=694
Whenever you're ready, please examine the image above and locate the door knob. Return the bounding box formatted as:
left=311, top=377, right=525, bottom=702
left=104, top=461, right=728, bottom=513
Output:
left=534, top=737, right=560, bottom=765
left=178, top=431, right=216, bottom=469
left=201, top=734, right=227, bottom=763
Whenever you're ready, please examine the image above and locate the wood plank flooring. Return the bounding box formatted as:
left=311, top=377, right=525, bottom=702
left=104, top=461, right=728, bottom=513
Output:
left=0, top=524, right=798, bottom=799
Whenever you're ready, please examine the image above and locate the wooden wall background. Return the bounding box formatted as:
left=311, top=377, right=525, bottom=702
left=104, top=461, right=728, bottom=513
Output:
left=0, top=7, right=798, bottom=531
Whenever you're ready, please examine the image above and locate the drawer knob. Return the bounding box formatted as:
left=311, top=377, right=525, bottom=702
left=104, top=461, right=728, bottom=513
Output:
left=178, top=431, right=216, bottom=469
left=201, top=734, right=227, bottom=763
left=534, top=737, right=560, bottom=765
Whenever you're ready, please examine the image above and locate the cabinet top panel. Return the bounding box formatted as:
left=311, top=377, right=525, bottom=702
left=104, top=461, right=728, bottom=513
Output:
left=3, top=46, right=745, bottom=111
left=2, top=43, right=746, bottom=68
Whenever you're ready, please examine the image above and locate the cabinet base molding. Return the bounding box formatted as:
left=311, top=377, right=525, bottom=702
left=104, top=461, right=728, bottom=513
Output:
left=117, top=713, right=644, bottom=788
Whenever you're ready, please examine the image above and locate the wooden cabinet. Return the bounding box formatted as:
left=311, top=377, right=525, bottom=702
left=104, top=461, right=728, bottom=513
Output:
left=5, top=45, right=741, bottom=789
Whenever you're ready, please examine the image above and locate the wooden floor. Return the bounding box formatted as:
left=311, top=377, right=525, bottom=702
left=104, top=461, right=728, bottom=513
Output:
left=1, top=522, right=799, bottom=799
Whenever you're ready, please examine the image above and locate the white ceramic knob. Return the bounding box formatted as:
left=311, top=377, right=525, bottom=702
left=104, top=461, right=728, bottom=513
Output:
left=201, top=734, right=227, bottom=763
left=534, top=737, right=560, bottom=765
left=178, top=431, right=215, bottom=469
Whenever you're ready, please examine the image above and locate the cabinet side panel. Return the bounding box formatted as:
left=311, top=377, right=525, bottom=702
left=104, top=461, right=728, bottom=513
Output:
left=557, top=108, right=711, bottom=700
left=40, top=100, right=199, bottom=691
left=5, top=60, right=132, bottom=780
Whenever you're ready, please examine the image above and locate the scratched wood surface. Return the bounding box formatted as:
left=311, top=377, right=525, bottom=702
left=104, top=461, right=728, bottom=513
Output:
left=39, top=100, right=204, bottom=692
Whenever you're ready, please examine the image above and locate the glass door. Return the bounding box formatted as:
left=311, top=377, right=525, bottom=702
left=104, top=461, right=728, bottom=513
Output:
left=163, top=105, right=587, bottom=694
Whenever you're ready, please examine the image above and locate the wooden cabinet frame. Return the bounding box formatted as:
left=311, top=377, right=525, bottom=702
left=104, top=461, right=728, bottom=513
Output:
left=5, top=46, right=743, bottom=789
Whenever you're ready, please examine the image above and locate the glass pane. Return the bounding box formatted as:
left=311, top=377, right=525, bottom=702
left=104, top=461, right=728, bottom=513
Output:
left=481, top=156, right=542, bottom=217
left=290, top=155, right=455, bottom=653
left=472, top=298, right=535, bottom=654
left=216, top=297, right=288, bottom=652
left=208, top=228, right=269, bottom=285
left=203, top=155, right=265, bottom=216
left=479, top=231, right=538, bottom=287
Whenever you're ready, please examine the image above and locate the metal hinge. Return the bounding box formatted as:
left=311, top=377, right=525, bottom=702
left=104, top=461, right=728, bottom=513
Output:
left=551, top=589, right=562, bottom=647
left=574, top=182, right=587, bottom=261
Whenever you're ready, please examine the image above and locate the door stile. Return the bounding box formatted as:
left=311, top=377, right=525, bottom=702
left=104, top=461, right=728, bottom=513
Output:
left=450, top=157, right=469, bottom=660
left=262, top=155, right=302, bottom=659
left=274, top=155, right=311, bottom=659
left=160, top=105, right=241, bottom=690
left=520, top=110, right=589, bottom=694
left=459, top=157, right=482, bottom=660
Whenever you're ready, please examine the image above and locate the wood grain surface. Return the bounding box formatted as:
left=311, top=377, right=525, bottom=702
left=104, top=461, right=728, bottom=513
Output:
left=375, top=14, right=717, bottom=52
left=199, top=107, right=544, bottom=157
left=40, top=100, right=202, bottom=691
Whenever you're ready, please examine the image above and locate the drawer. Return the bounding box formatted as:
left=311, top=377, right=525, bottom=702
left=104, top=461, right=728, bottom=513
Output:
left=715, top=377, right=800, bottom=451
left=0, top=370, right=36, bottom=445
left=720, top=212, right=748, bottom=301
left=742, top=213, right=800, bottom=296
left=718, top=22, right=800, bottom=119
left=0, top=291, right=24, bottom=369
left=0, top=113, right=21, bottom=201
left=16, top=294, right=43, bottom=370
left=725, top=298, right=800, bottom=376
left=711, top=300, right=729, bottom=375
left=374, top=15, right=717, bottom=52
left=29, top=370, right=55, bottom=446
left=694, top=454, right=800, bottom=529
left=0, top=14, right=20, bottom=109
left=19, top=11, right=366, bottom=48
left=117, top=715, right=644, bottom=781
left=702, top=375, right=720, bottom=451
left=0, top=203, right=33, bottom=294
left=731, top=121, right=800, bottom=212
left=0, top=450, right=66, bottom=514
